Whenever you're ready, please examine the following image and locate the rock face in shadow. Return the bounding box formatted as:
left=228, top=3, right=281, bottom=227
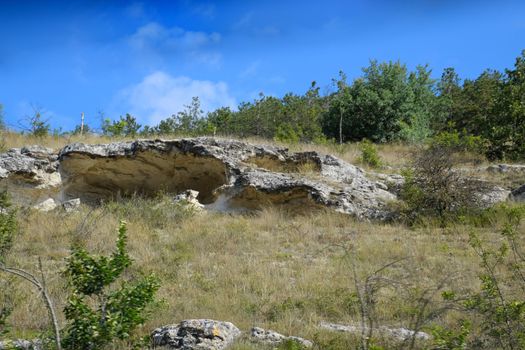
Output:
left=58, top=138, right=396, bottom=219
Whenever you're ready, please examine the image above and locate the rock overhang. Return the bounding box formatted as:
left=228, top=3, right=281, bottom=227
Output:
left=0, top=138, right=400, bottom=219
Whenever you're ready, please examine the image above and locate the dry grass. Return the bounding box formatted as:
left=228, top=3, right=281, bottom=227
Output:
left=3, top=195, right=520, bottom=349
left=1, top=133, right=524, bottom=348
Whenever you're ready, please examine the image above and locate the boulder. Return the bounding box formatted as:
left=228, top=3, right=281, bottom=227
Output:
left=151, top=319, right=241, bottom=349
left=250, top=327, right=313, bottom=348
left=173, top=190, right=204, bottom=211
left=62, top=198, right=81, bottom=212
left=33, top=198, right=57, bottom=212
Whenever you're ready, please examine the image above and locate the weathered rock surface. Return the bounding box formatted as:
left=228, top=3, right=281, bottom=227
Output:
left=173, top=190, right=205, bottom=211
left=250, top=327, right=313, bottom=348
left=151, top=319, right=241, bottom=349
left=0, top=339, right=42, bottom=350
left=487, top=164, right=525, bottom=174
left=57, top=138, right=396, bottom=219
left=0, top=146, right=60, bottom=205
left=511, top=184, right=525, bottom=202
left=319, top=321, right=430, bottom=342
left=32, top=198, right=57, bottom=212
left=62, top=197, right=81, bottom=212
left=0, top=138, right=516, bottom=218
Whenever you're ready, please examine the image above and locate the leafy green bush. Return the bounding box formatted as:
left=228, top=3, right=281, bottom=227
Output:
left=62, top=221, right=160, bottom=350
left=358, top=139, right=382, bottom=168
left=429, top=320, right=470, bottom=350
left=463, top=207, right=525, bottom=349
left=274, top=123, right=302, bottom=144
left=431, top=129, right=487, bottom=155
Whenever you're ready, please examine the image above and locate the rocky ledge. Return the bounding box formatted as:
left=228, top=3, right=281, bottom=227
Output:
left=56, top=138, right=398, bottom=219
left=0, top=138, right=519, bottom=219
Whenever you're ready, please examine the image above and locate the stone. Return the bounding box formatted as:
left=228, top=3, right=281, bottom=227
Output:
left=58, top=138, right=396, bottom=220
left=250, top=327, right=313, bottom=348
left=0, top=146, right=60, bottom=205
left=478, top=186, right=511, bottom=208
left=151, top=319, right=241, bottom=349
left=511, top=184, right=525, bottom=202
left=319, top=321, right=430, bottom=342
left=62, top=198, right=81, bottom=212
left=0, top=339, right=42, bottom=350
left=33, top=198, right=57, bottom=212
left=173, top=190, right=205, bottom=211
left=487, top=164, right=525, bottom=174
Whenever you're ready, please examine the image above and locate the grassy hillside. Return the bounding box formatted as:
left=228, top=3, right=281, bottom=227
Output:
left=1, top=134, right=524, bottom=349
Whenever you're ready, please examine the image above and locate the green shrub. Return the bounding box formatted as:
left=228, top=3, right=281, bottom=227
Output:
left=358, top=139, right=382, bottom=168
left=431, top=130, right=487, bottom=155
left=274, top=123, right=302, bottom=144
left=429, top=320, right=470, bottom=350
left=62, top=221, right=160, bottom=350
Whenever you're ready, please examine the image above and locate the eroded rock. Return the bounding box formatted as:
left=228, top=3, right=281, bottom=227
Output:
left=151, top=319, right=241, bottom=349
left=33, top=198, right=57, bottom=212
left=173, top=190, right=205, bottom=211
left=62, top=198, right=81, bottom=212
left=251, top=327, right=313, bottom=348
left=319, top=321, right=430, bottom=342
left=0, top=339, right=42, bottom=350
left=58, top=138, right=396, bottom=219
left=0, top=146, right=60, bottom=205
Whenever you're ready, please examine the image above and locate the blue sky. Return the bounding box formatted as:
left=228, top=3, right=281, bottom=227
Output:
left=1, top=0, right=524, bottom=131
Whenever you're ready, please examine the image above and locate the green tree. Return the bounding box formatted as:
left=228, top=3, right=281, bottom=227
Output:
left=62, top=221, right=160, bottom=350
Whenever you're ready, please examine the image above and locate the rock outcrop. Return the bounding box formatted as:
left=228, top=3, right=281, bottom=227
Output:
left=0, top=146, right=60, bottom=205
left=319, top=321, right=430, bottom=342
left=250, top=327, right=313, bottom=348
left=151, top=319, right=241, bottom=349
left=0, top=138, right=515, bottom=218
left=57, top=138, right=396, bottom=219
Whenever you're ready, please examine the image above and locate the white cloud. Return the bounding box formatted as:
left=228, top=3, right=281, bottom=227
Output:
left=128, top=22, right=222, bottom=67
left=129, top=22, right=221, bottom=52
left=114, top=71, right=236, bottom=125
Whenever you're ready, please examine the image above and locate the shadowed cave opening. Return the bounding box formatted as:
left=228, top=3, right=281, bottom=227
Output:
left=60, top=152, right=229, bottom=204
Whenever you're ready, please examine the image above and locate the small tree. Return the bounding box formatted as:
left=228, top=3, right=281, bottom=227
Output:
left=62, top=221, right=159, bottom=350
left=22, top=107, right=50, bottom=137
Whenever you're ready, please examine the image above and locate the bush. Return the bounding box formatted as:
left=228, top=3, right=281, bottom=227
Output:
left=358, top=139, right=382, bottom=168
left=399, top=144, right=481, bottom=225
left=62, top=221, right=160, bottom=350
left=431, top=130, right=487, bottom=156
left=463, top=207, right=525, bottom=349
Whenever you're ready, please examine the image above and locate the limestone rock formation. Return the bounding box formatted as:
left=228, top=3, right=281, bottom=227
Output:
left=0, top=138, right=515, bottom=218
left=0, top=146, right=60, bottom=205
left=250, top=327, right=313, bottom=348
left=487, top=164, right=525, bottom=174
left=319, top=321, right=430, bottom=342
left=151, top=319, right=241, bottom=349
left=58, top=138, right=396, bottom=219
left=0, top=339, right=42, bottom=350
left=32, top=198, right=57, bottom=212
